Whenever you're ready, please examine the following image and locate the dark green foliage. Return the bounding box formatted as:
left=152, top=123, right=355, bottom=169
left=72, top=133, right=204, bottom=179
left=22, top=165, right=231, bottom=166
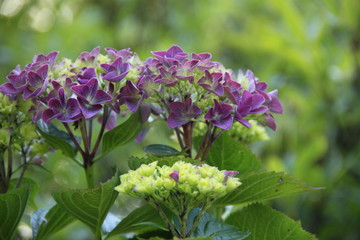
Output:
left=0, top=183, right=31, bottom=240
left=52, top=173, right=120, bottom=238
left=226, top=203, right=316, bottom=240
left=37, top=120, right=78, bottom=159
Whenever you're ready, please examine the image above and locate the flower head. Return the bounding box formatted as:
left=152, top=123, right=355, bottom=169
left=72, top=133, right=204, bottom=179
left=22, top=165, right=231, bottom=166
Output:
left=42, top=88, right=82, bottom=123
left=168, top=98, right=202, bottom=128
left=23, top=64, right=49, bottom=99
left=71, top=78, right=112, bottom=119
left=115, top=160, right=241, bottom=202
left=198, top=70, right=224, bottom=96
left=204, top=100, right=233, bottom=130
left=101, top=57, right=130, bottom=82
left=235, top=90, right=267, bottom=128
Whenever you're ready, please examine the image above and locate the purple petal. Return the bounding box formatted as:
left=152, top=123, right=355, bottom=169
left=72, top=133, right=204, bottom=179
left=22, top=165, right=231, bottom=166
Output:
left=0, top=83, right=20, bottom=94
left=86, top=78, right=99, bottom=98
left=204, top=108, right=215, bottom=120
left=135, top=128, right=148, bottom=143
left=105, top=111, right=117, bottom=130
left=169, top=102, right=185, bottom=116
left=23, top=87, right=37, bottom=99
left=168, top=114, right=189, bottom=128
left=92, top=90, right=112, bottom=104
left=42, top=109, right=61, bottom=124
left=261, top=113, right=277, bottom=131
left=213, top=82, right=224, bottom=96
left=125, top=97, right=141, bottom=113
left=78, top=67, right=96, bottom=82
left=224, top=171, right=239, bottom=178
left=251, top=94, right=265, bottom=110
left=139, top=105, right=151, bottom=123
left=6, top=65, right=22, bottom=81
left=58, top=88, right=66, bottom=105
left=192, top=52, right=212, bottom=60
left=98, top=110, right=117, bottom=130
left=66, top=98, right=82, bottom=118
left=104, top=71, right=129, bottom=82
left=256, top=82, right=268, bottom=91
left=167, top=45, right=184, bottom=57
left=169, top=170, right=179, bottom=182
left=212, top=114, right=233, bottom=130
left=100, top=63, right=112, bottom=72
left=28, top=71, right=43, bottom=88
left=36, top=64, right=49, bottom=79
left=48, top=98, right=63, bottom=109
left=78, top=99, right=102, bottom=119
left=268, top=90, right=283, bottom=114
left=190, top=105, right=202, bottom=116
left=71, top=85, right=90, bottom=103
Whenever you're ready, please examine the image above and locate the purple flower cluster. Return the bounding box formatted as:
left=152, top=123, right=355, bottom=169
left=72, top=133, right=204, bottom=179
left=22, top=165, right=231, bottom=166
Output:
left=0, top=48, right=135, bottom=128
left=0, top=45, right=283, bottom=133
left=135, top=45, right=283, bottom=131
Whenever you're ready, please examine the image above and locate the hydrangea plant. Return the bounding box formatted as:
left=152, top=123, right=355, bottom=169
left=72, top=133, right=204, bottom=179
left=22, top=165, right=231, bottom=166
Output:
left=0, top=46, right=318, bottom=240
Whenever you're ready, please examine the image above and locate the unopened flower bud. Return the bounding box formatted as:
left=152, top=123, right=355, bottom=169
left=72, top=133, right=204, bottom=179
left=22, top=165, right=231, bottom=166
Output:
left=169, top=170, right=179, bottom=182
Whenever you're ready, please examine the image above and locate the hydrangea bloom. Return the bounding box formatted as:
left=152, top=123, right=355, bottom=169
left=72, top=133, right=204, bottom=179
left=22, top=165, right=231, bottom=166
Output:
left=115, top=161, right=241, bottom=203
left=0, top=47, right=138, bottom=127
left=0, top=45, right=283, bottom=157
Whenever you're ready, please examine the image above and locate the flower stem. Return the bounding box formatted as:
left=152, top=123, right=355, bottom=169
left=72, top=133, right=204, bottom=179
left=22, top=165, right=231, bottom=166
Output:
left=182, top=122, right=193, bottom=157
left=149, top=198, right=180, bottom=238
left=16, top=145, right=28, bottom=188
left=174, top=127, right=185, bottom=149
left=63, top=122, right=86, bottom=159
left=80, top=119, right=90, bottom=155
left=88, top=119, right=93, bottom=150
left=0, top=153, right=8, bottom=193
left=200, top=127, right=217, bottom=161
left=84, top=163, right=95, bottom=188
left=185, top=202, right=208, bottom=238
left=194, top=123, right=212, bottom=160
left=7, top=136, right=13, bottom=182
left=91, top=106, right=110, bottom=158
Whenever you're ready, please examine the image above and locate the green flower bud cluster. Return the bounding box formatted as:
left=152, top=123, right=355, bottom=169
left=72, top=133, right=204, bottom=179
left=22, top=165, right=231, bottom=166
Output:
left=0, top=93, right=16, bottom=115
left=115, top=161, right=241, bottom=208
left=193, top=120, right=269, bottom=145
left=0, top=93, right=49, bottom=159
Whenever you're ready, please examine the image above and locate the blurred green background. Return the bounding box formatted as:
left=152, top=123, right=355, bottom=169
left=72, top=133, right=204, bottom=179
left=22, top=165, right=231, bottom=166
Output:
left=1, top=0, right=360, bottom=239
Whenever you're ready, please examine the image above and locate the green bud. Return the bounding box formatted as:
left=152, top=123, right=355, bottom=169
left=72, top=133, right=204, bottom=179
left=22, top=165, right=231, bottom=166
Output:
left=0, top=128, right=10, bottom=145
left=138, top=161, right=158, bottom=177
left=115, top=160, right=242, bottom=213
left=20, top=122, right=38, bottom=141
left=31, top=141, right=50, bottom=156
left=126, top=68, right=141, bottom=82
left=97, top=54, right=110, bottom=64
left=0, top=93, right=16, bottom=114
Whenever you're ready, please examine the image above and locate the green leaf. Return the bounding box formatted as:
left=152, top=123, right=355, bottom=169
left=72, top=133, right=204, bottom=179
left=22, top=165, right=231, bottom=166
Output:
left=186, top=208, right=249, bottom=240
left=144, top=144, right=180, bottom=156
left=128, top=155, right=199, bottom=170
left=31, top=205, right=76, bottom=240
left=36, top=119, right=78, bottom=159
left=0, top=183, right=31, bottom=240
left=107, top=204, right=167, bottom=238
left=225, top=203, right=317, bottom=240
left=203, top=133, right=262, bottom=175
left=127, top=156, right=148, bottom=170
left=174, top=237, right=212, bottom=240
left=52, top=173, right=120, bottom=238
left=98, top=111, right=143, bottom=161
left=213, top=171, right=320, bottom=207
